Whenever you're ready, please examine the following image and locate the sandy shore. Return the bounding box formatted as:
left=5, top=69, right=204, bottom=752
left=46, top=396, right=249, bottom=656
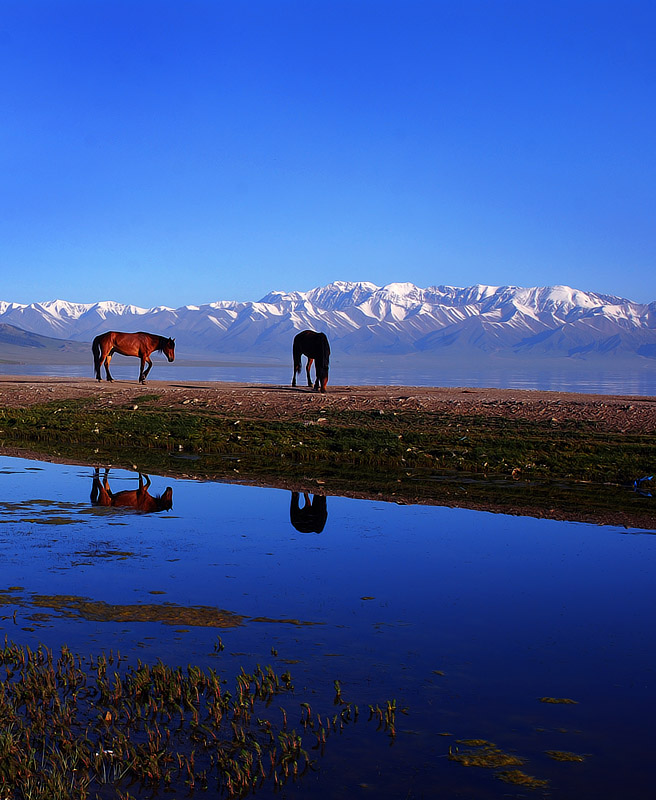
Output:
left=0, top=375, right=654, bottom=433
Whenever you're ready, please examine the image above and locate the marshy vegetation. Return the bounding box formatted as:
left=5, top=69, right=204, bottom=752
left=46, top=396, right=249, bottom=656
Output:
left=0, top=396, right=652, bottom=482
left=0, top=637, right=395, bottom=799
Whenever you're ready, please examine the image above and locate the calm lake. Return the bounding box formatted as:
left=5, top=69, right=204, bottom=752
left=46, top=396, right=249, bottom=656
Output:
left=2, top=358, right=656, bottom=395
left=0, top=454, right=654, bottom=798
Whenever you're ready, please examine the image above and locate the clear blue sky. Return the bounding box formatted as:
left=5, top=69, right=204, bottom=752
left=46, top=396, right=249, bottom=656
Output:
left=1, top=0, right=654, bottom=307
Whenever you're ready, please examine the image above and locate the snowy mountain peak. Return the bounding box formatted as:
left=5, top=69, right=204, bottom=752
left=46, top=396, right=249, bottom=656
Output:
left=0, top=282, right=653, bottom=360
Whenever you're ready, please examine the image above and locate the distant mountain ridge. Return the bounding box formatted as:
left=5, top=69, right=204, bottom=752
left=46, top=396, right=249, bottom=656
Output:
left=0, top=322, right=88, bottom=364
left=1, top=282, right=655, bottom=360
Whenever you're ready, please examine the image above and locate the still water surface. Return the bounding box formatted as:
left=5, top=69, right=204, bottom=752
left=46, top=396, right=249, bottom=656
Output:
left=2, top=359, right=656, bottom=395
left=0, top=455, right=654, bottom=798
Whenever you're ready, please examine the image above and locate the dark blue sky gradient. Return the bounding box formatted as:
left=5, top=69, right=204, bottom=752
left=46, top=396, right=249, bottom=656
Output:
left=1, top=1, right=654, bottom=306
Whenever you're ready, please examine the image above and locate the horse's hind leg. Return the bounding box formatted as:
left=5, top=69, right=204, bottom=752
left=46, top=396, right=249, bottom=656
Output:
left=90, top=467, right=101, bottom=504
left=292, top=348, right=302, bottom=387
left=94, top=343, right=107, bottom=381
left=306, top=358, right=314, bottom=387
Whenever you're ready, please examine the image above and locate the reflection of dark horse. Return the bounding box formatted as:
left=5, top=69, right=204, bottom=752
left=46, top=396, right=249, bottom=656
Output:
left=92, top=331, right=175, bottom=383
left=292, top=330, right=330, bottom=393
left=290, top=492, right=327, bottom=533
left=91, top=469, right=173, bottom=513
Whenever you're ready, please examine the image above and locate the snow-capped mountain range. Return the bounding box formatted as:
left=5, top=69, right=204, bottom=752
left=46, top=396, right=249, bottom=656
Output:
left=1, top=282, right=655, bottom=360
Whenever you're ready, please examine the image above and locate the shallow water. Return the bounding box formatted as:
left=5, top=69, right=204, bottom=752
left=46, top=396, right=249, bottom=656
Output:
left=2, top=358, right=656, bottom=395
left=0, top=455, right=654, bottom=798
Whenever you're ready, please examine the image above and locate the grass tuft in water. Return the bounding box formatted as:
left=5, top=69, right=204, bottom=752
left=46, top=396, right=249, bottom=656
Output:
left=539, top=696, right=579, bottom=704
left=546, top=749, right=586, bottom=762
left=0, top=637, right=394, bottom=797
left=449, top=740, right=524, bottom=768
left=496, top=769, right=549, bottom=788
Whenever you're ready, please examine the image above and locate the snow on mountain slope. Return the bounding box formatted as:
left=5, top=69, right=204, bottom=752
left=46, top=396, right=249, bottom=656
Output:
left=0, top=282, right=654, bottom=360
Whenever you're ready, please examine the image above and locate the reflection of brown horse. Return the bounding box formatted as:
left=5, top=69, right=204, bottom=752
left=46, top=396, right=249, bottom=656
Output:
left=290, top=492, right=327, bottom=533
left=92, top=331, right=175, bottom=383
left=91, top=469, right=173, bottom=513
left=292, top=330, right=330, bottom=393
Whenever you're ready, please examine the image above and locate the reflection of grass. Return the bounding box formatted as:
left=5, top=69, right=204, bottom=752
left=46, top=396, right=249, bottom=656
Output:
left=0, top=638, right=392, bottom=797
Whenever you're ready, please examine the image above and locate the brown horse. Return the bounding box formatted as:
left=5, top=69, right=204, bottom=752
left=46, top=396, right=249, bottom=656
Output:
left=292, top=330, right=330, bottom=393
left=92, top=331, right=175, bottom=383
left=91, top=469, right=173, bottom=513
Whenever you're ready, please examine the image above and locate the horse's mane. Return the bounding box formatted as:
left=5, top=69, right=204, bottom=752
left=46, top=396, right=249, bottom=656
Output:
left=156, top=335, right=169, bottom=352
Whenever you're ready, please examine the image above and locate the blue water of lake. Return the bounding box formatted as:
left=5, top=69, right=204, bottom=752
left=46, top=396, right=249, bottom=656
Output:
left=0, top=454, right=654, bottom=798
left=2, top=358, right=656, bottom=395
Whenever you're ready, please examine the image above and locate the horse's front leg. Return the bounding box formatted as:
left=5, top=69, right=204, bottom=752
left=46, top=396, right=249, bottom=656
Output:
left=139, top=356, right=152, bottom=383
left=306, top=358, right=314, bottom=387
left=104, top=354, right=114, bottom=382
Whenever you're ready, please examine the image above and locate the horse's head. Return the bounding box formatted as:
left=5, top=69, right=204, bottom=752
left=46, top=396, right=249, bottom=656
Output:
left=316, top=363, right=329, bottom=393
left=157, top=487, right=174, bottom=511
left=163, top=337, right=175, bottom=362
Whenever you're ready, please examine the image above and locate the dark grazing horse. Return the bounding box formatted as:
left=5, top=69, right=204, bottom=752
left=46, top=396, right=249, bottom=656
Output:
left=92, top=331, right=175, bottom=383
left=289, top=492, right=328, bottom=533
left=91, top=469, right=173, bottom=513
left=292, top=330, right=330, bottom=393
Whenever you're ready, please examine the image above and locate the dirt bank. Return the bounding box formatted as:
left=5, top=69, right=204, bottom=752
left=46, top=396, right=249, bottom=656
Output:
left=0, top=375, right=654, bottom=432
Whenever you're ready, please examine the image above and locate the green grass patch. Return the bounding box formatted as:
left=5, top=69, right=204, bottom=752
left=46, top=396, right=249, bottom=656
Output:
left=0, top=399, right=653, bottom=485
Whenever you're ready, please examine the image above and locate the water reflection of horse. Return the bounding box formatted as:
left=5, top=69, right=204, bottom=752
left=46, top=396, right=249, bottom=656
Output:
left=91, top=469, right=173, bottom=513
left=290, top=492, right=327, bottom=533
left=292, top=330, right=330, bottom=393
left=92, top=331, right=175, bottom=383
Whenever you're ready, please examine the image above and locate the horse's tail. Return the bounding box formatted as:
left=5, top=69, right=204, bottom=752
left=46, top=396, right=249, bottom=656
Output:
left=292, top=334, right=303, bottom=374
left=92, top=335, right=102, bottom=379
